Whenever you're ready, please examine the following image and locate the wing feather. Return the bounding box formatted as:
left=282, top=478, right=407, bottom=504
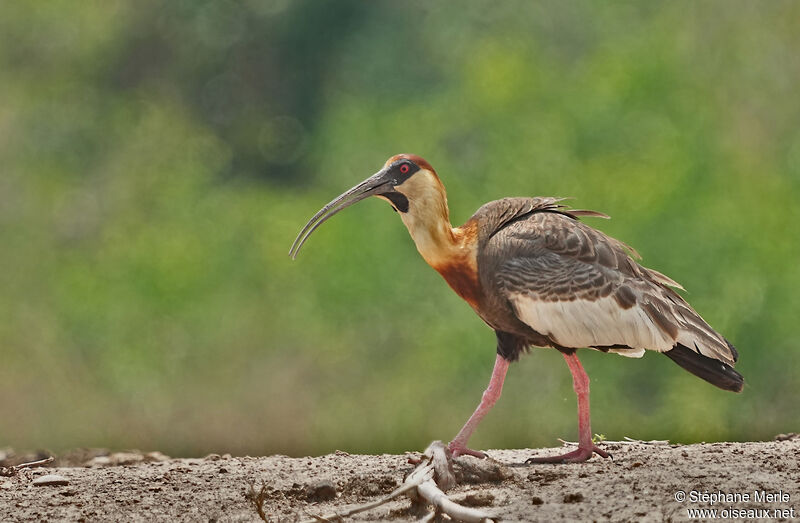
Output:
left=480, top=207, right=735, bottom=365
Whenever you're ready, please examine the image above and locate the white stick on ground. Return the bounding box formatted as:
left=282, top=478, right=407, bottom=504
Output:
left=298, top=441, right=495, bottom=523
left=557, top=437, right=669, bottom=447
left=0, top=456, right=55, bottom=477
left=297, top=473, right=427, bottom=523
left=412, top=441, right=494, bottom=522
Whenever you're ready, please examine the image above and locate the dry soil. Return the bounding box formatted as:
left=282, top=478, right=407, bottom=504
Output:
left=1, top=438, right=799, bottom=522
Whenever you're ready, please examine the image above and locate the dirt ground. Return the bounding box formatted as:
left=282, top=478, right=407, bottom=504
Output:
left=1, top=438, right=799, bottom=522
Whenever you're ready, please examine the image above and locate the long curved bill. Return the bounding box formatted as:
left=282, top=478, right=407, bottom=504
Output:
left=289, top=169, right=392, bottom=259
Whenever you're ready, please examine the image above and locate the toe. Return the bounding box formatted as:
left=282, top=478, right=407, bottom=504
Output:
left=448, top=442, right=487, bottom=459
left=526, top=445, right=609, bottom=464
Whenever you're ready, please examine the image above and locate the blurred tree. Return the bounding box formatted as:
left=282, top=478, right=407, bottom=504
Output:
left=0, top=0, right=797, bottom=457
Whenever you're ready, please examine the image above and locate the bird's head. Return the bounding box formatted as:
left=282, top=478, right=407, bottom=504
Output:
left=290, top=154, right=448, bottom=259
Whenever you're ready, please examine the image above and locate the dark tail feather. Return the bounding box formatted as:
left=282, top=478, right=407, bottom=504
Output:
left=664, top=344, right=744, bottom=392
left=724, top=337, right=739, bottom=362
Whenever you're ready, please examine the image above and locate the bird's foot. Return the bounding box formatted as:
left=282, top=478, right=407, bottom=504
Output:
left=525, top=444, right=610, bottom=464
left=447, top=441, right=487, bottom=459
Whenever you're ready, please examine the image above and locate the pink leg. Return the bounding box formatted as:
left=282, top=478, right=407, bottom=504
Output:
left=448, top=354, right=509, bottom=458
left=526, top=352, right=610, bottom=464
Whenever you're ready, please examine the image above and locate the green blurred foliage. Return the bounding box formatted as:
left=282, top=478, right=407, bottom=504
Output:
left=1, top=1, right=798, bottom=457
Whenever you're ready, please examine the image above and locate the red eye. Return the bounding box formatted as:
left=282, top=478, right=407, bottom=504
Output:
left=399, top=163, right=410, bottom=174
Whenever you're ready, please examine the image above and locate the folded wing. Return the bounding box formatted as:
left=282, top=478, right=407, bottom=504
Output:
left=484, top=207, right=737, bottom=366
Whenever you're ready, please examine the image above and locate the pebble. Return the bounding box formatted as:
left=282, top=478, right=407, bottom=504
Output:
left=33, top=474, right=69, bottom=487
left=87, top=456, right=112, bottom=467
left=144, top=451, right=170, bottom=463
left=108, top=452, right=145, bottom=466
left=86, top=451, right=170, bottom=467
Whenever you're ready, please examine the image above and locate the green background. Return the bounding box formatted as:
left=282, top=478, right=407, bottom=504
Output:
left=1, top=1, right=798, bottom=458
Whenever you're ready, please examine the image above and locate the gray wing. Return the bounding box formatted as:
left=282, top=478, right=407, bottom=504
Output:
left=482, top=209, right=736, bottom=364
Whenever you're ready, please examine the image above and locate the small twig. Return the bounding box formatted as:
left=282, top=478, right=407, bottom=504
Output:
left=557, top=437, right=669, bottom=447
left=0, top=456, right=54, bottom=477
left=245, top=480, right=270, bottom=522
left=622, top=436, right=669, bottom=445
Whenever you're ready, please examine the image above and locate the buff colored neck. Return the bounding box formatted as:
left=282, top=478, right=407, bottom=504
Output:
left=402, top=214, right=456, bottom=266
left=397, top=192, right=476, bottom=271
left=393, top=171, right=481, bottom=307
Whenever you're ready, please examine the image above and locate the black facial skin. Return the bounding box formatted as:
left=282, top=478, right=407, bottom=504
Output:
left=380, top=191, right=410, bottom=213
left=388, top=159, right=420, bottom=184
left=378, top=159, right=418, bottom=213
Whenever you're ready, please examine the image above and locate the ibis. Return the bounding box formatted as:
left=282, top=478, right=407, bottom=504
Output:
left=290, top=154, right=743, bottom=463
